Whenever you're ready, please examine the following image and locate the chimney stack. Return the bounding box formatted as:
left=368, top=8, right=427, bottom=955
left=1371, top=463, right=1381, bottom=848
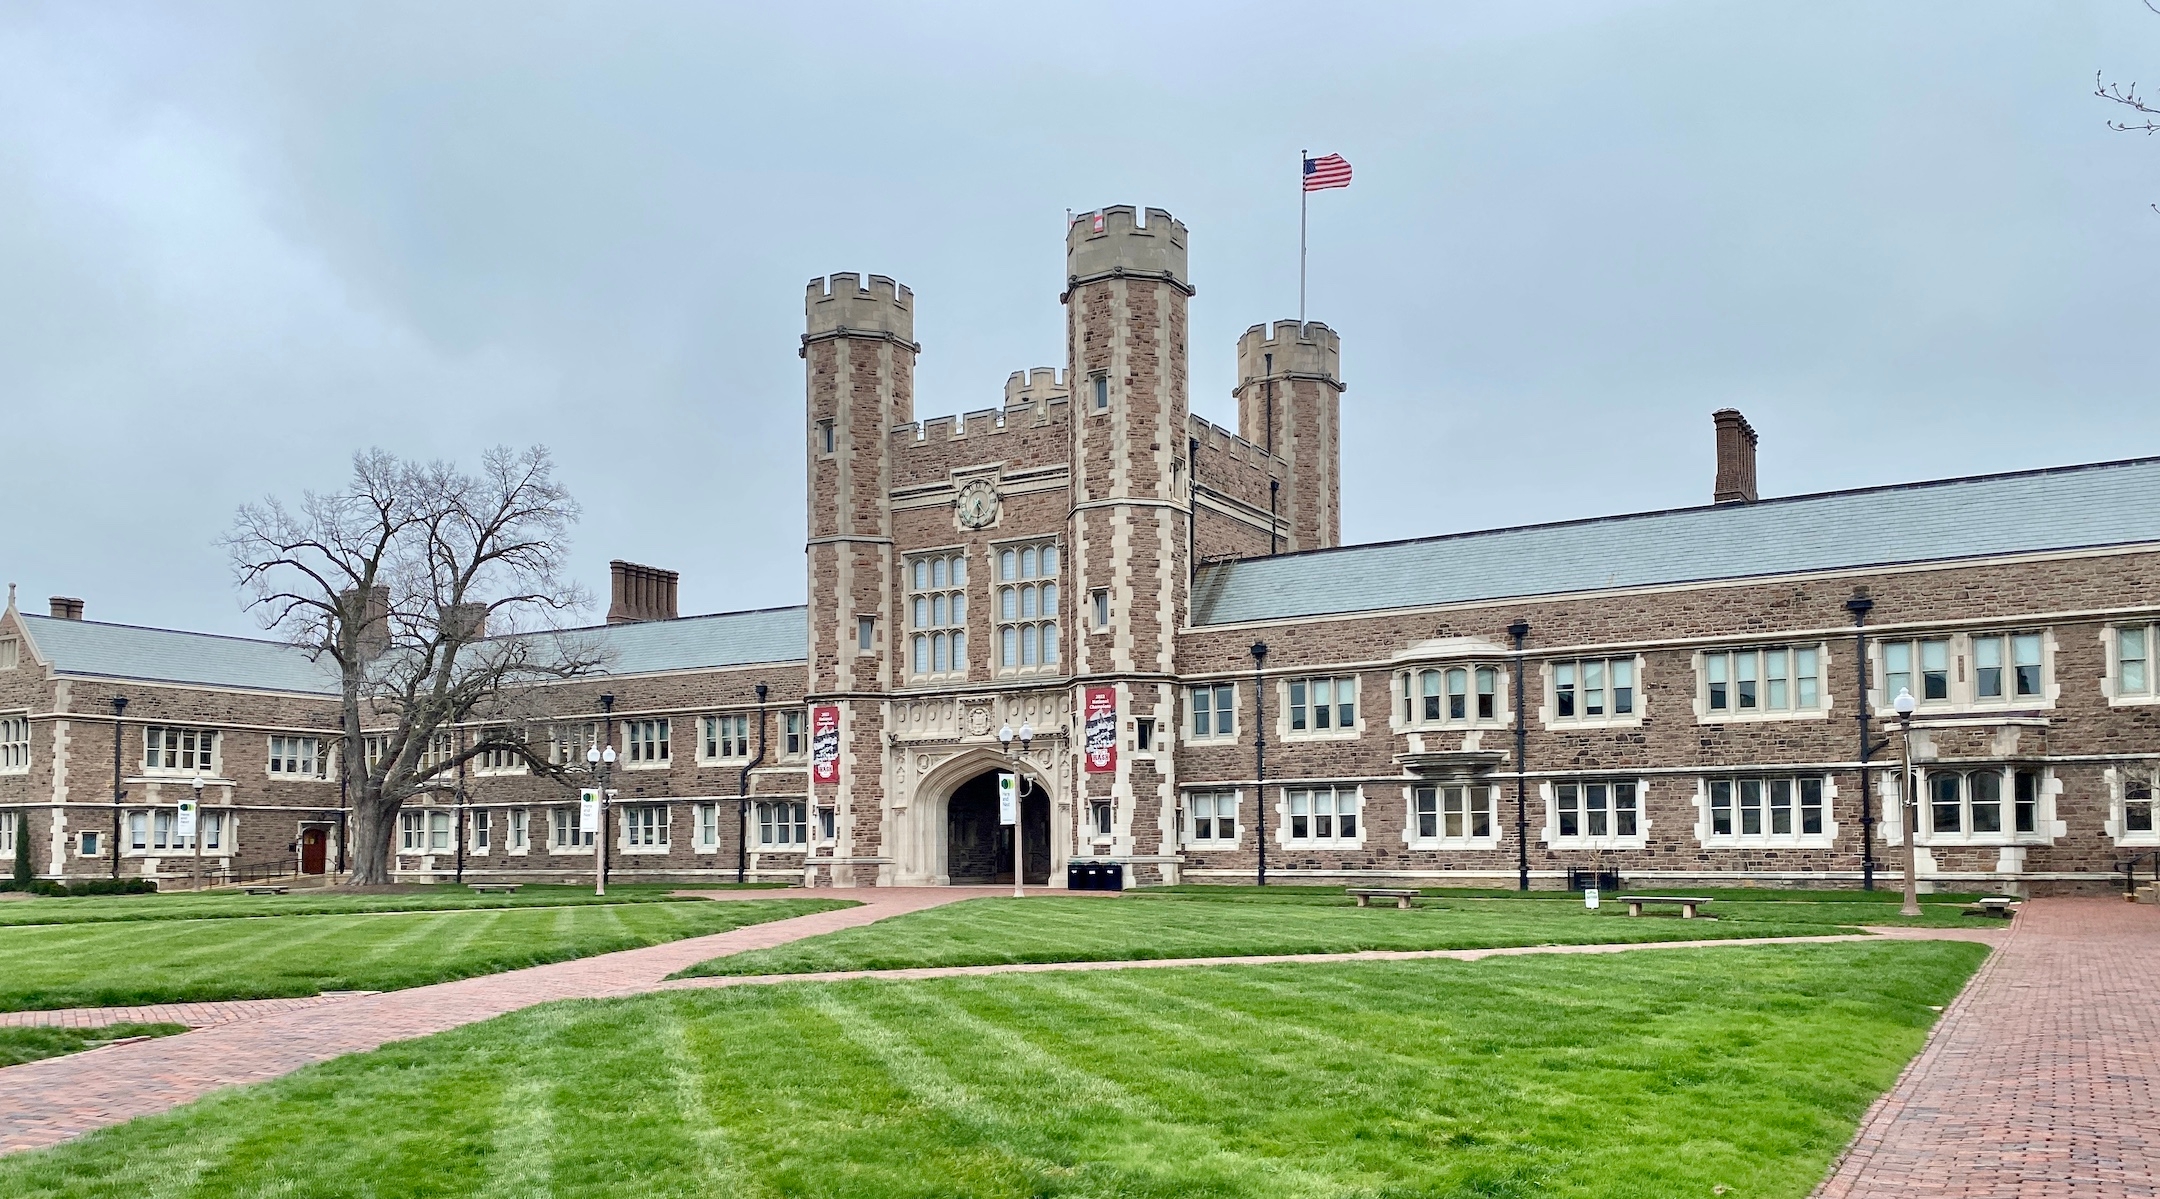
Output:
left=1712, top=409, right=1759, bottom=505
left=607, top=561, right=680, bottom=624
left=444, top=602, right=488, bottom=642
left=48, top=597, right=84, bottom=620
left=339, top=585, right=392, bottom=659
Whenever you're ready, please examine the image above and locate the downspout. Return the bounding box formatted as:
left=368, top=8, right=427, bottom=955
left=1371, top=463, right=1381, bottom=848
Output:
left=738, top=683, right=768, bottom=885
left=454, top=726, right=467, bottom=885
left=110, top=696, right=126, bottom=880
left=1846, top=594, right=1879, bottom=891
left=1187, top=436, right=1199, bottom=612
left=1269, top=479, right=1280, bottom=556
left=1250, top=641, right=1268, bottom=887
left=1508, top=620, right=1531, bottom=892
left=1265, top=353, right=1280, bottom=557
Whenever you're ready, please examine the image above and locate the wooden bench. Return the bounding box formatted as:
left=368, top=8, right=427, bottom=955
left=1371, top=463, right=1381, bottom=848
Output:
left=241, top=885, right=289, bottom=896
left=468, top=884, right=521, bottom=895
left=1963, top=896, right=2017, bottom=918
left=1347, top=887, right=1421, bottom=910
left=1615, top=895, right=1713, bottom=919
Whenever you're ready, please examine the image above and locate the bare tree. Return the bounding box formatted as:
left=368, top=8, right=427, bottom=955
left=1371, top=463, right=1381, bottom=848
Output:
left=228, top=446, right=606, bottom=885
left=2097, top=0, right=2160, bottom=211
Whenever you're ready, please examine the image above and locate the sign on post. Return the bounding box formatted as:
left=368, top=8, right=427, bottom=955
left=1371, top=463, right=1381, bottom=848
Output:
left=579, top=789, right=601, bottom=835
left=998, top=772, right=1017, bottom=826
left=1584, top=886, right=1601, bottom=911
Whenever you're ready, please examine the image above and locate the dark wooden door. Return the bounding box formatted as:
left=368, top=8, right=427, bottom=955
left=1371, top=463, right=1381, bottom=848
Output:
left=299, top=828, right=327, bottom=874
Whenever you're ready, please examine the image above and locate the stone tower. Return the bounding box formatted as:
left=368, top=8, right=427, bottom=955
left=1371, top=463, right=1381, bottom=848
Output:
left=802, top=272, right=915, bottom=881
left=1234, top=320, right=1344, bottom=552
left=1063, top=206, right=1190, bottom=872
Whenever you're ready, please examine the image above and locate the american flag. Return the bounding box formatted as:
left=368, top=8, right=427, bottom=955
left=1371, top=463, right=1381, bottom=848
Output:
left=1303, top=153, right=1352, bottom=192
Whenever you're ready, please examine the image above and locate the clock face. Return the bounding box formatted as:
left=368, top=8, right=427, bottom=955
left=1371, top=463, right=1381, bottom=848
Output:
left=956, top=480, right=999, bottom=529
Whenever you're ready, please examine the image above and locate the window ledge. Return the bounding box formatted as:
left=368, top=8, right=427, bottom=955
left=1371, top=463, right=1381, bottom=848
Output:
left=1546, top=718, right=1643, bottom=732
left=1182, top=841, right=1245, bottom=852
left=620, top=761, right=673, bottom=772
left=1916, top=835, right=2049, bottom=848
left=1407, top=838, right=1503, bottom=851
left=1702, top=836, right=1836, bottom=849
left=1698, top=709, right=1830, bottom=725
left=1282, top=839, right=1366, bottom=850
left=620, top=845, right=672, bottom=855
left=547, top=847, right=596, bottom=856
left=2106, top=694, right=2160, bottom=708
left=697, top=758, right=752, bottom=768
left=1544, top=837, right=1648, bottom=851
left=0, top=767, right=28, bottom=777
left=1284, top=731, right=1362, bottom=743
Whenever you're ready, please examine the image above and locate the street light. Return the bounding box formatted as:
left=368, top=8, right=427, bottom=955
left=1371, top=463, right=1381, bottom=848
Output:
left=1893, top=687, right=1921, bottom=917
left=584, top=743, right=616, bottom=896
left=190, top=775, right=205, bottom=893
left=997, top=721, right=1034, bottom=897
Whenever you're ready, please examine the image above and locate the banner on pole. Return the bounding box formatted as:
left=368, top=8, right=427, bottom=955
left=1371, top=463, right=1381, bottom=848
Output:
left=998, top=773, right=1017, bottom=825
left=811, top=705, right=841, bottom=785
left=175, top=799, right=198, bottom=837
left=579, top=789, right=600, bottom=834
left=1083, top=686, right=1118, bottom=774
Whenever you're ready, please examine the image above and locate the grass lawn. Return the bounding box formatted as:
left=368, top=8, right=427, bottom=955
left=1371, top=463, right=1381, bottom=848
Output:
left=0, top=941, right=1988, bottom=1198
left=681, top=890, right=1997, bottom=978
left=0, top=898, right=850, bottom=1011
left=0, top=1023, right=188, bottom=1068
left=0, top=883, right=782, bottom=927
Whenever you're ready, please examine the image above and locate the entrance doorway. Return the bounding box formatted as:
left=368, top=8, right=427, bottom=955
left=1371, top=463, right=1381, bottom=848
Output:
left=945, top=770, right=1050, bottom=885
left=299, top=827, right=328, bottom=875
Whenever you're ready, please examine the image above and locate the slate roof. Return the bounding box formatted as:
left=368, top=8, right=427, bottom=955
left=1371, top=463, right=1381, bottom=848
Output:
left=1191, top=456, right=2160, bottom=627
left=12, top=606, right=810, bottom=695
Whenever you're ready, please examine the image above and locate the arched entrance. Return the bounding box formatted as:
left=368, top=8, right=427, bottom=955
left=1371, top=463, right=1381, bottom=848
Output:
left=945, top=771, right=1050, bottom=885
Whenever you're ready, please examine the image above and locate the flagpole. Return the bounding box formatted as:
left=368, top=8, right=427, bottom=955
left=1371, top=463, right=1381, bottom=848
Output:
left=1298, top=148, right=1308, bottom=324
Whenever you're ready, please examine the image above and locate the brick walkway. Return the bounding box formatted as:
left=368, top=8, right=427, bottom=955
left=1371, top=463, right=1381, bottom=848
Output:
left=0, top=996, right=351, bottom=1031
left=1816, top=897, right=2160, bottom=1198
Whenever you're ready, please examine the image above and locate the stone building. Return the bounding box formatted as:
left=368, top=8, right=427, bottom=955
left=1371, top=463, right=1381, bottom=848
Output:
left=4, top=204, right=2158, bottom=893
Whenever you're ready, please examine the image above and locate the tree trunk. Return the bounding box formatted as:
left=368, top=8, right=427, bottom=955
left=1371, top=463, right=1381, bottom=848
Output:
left=344, top=794, right=399, bottom=886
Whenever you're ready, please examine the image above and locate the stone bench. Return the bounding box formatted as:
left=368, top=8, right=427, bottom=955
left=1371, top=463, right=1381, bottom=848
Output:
left=1347, top=888, right=1421, bottom=910
left=1963, top=896, right=2017, bottom=918
left=1615, top=895, right=1713, bottom=919
left=241, top=885, right=290, bottom=896
left=468, top=884, right=521, bottom=895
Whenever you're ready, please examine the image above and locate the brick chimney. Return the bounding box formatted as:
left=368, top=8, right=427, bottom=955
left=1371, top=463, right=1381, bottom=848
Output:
left=444, top=602, right=488, bottom=642
left=338, top=585, right=392, bottom=659
left=607, top=561, right=679, bottom=624
left=1712, top=409, right=1759, bottom=505
left=48, top=597, right=84, bottom=620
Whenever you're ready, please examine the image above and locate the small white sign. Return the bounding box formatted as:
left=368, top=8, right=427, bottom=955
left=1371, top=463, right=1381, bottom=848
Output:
left=997, top=773, right=1017, bottom=826
left=579, top=789, right=601, bottom=834
left=1584, top=887, right=1600, bottom=911
left=176, top=799, right=198, bottom=837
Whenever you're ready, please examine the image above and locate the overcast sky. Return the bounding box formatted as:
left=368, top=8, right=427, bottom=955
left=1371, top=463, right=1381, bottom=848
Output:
left=3, top=1, right=2157, bottom=637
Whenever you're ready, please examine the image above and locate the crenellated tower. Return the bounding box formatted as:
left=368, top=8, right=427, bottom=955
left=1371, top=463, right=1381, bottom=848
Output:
left=1234, top=320, right=1344, bottom=552
left=803, top=272, right=915, bottom=883
left=1063, top=206, right=1191, bottom=877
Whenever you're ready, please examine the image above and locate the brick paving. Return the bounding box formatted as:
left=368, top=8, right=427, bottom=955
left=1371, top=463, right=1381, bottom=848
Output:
left=0, top=996, right=351, bottom=1031
left=1816, top=897, right=2160, bottom=1198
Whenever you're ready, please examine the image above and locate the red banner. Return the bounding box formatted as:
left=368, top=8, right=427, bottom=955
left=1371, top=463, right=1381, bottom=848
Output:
left=1083, top=686, right=1118, bottom=774
left=811, top=705, right=841, bottom=785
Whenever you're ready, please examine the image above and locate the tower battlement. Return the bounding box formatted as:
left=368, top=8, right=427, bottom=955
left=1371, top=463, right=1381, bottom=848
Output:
left=1065, top=206, right=1191, bottom=291
left=805, top=273, right=915, bottom=342
left=1235, top=321, right=1342, bottom=389
left=1003, top=367, right=1069, bottom=412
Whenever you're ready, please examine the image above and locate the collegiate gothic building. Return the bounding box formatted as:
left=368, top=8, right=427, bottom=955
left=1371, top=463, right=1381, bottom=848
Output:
left=5, top=205, right=2160, bottom=894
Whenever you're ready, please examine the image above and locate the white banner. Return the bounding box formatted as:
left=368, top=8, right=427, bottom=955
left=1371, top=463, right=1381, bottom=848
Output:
left=176, top=799, right=198, bottom=837
left=579, top=789, right=601, bottom=834
left=997, top=773, right=1017, bottom=826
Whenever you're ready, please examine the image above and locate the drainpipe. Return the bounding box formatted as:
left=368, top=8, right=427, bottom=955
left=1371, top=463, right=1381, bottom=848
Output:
left=454, top=726, right=468, bottom=886
left=1509, top=620, right=1531, bottom=892
left=1846, top=593, right=1882, bottom=891
left=1251, top=641, right=1268, bottom=887
left=110, top=696, right=127, bottom=880
left=738, top=683, right=768, bottom=885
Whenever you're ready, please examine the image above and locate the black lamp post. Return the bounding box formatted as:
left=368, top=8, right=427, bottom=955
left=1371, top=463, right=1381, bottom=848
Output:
left=584, top=693, right=616, bottom=896
left=1250, top=641, right=1268, bottom=887
left=1893, top=687, right=1921, bottom=916
left=1846, top=592, right=1881, bottom=891
left=738, top=683, right=768, bottom=886
left=1508, top=620, right=1531, bottom=892
left=109, top=696, right=127, bottom=880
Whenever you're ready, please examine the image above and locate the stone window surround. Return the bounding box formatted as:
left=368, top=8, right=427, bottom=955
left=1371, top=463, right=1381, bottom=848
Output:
left=692, top=801, right=724, bottom=852
left=2102, top=763, right=2160, bottom=846
left=1869, top=629, right=2059, bottom=715
left=1181, top=788, right=1243, bottom=850
left=1185, top=682, right=1238, bottom=742
left=620, top=718, right=672, bottom=771
left=1877, top=764, right=2065, bottom=848
left=265, top=734, right=331, bottom=781
left=755, top=799, right=809, bottom=850
left=699, top=712, right=755, bottom=765
left=141, top=726, right=221, bottom=777
left=1689, top=774, right=1840, bottom=848
left=1538, top=778, right=1651, bottom=851
left=2101, top=623, right=2160, bottom=708
left=620, top=803, right=671, bottom=853
left=905, top=547, right=970, bottom=682
left=1277, top=784, right=1364, bottom=849
left=1393, top=663, right=1513, bottom=733
left=123, top=807, right=233, bottom=857
left=467, top=808, right=492, bottom=856
left=0, top=710, right=28, bottom=775
left=1537, top=656, right=1646, bottom=731
left=1280, top=675, right=1363, bottom=742
left=548, top=805, right=596, bottom=855
left=1691, top=643, right=1834, bottom=725
left=991, top=537, right=1062, bottom=678
left=1402, top=781, right=1503, bottom=850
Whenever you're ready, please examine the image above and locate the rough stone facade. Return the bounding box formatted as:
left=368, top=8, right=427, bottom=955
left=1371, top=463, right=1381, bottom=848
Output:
left=4, top=205, right=2156, bottom=897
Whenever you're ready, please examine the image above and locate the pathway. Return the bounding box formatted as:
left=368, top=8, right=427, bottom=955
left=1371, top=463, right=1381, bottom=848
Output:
left=1816, top=897, right=2160, bottom=1198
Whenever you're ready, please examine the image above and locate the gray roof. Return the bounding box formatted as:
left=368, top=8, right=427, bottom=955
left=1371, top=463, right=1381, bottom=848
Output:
left=1193, top=457, right=2160, bottom=626
left=14, top=606, right=809, bottom=694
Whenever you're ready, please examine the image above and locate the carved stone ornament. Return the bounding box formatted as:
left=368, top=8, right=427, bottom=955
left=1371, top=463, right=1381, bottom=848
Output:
left=955, top=478, right=1000, bottom=529
left=965, top=705, right=993, bottom=736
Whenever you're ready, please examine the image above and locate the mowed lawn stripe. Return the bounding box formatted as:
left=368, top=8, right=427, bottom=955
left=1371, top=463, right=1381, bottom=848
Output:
left=0, top=899, right=850, bottom=1011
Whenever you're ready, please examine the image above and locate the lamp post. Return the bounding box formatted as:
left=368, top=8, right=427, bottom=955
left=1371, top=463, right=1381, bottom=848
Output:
left=584, top=742, right=616, bottom=896
left=1250, top=641, right=1268, bottom=887
left=110, top=696, right=127, bottom=881
left=997, top=721, right=1034, bottom=898
left=1507, top=620, right=1531, bottom=892
left=1893, top=687, right=1921, bottom=917
left=189, top=775, right=205, bottom=892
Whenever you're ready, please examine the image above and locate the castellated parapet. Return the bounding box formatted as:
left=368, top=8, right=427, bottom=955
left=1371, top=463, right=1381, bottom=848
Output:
left=1065, top=206, right=1191, bottom=292
left=1235, top=321, right=1342, bottom=390
left=804, top=273, right=915, bottom=343
left=1004, top=367, right=1069, bottom=411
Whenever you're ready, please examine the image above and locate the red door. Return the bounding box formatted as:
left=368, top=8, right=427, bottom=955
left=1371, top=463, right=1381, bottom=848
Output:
left=299, top=828, right=327, bottom=874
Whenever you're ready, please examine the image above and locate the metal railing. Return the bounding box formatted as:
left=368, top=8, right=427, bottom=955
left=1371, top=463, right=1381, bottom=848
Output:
left=2119, top=850, right=2160, bottom=898
left=1567, top=868, right=1622, bottom=893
